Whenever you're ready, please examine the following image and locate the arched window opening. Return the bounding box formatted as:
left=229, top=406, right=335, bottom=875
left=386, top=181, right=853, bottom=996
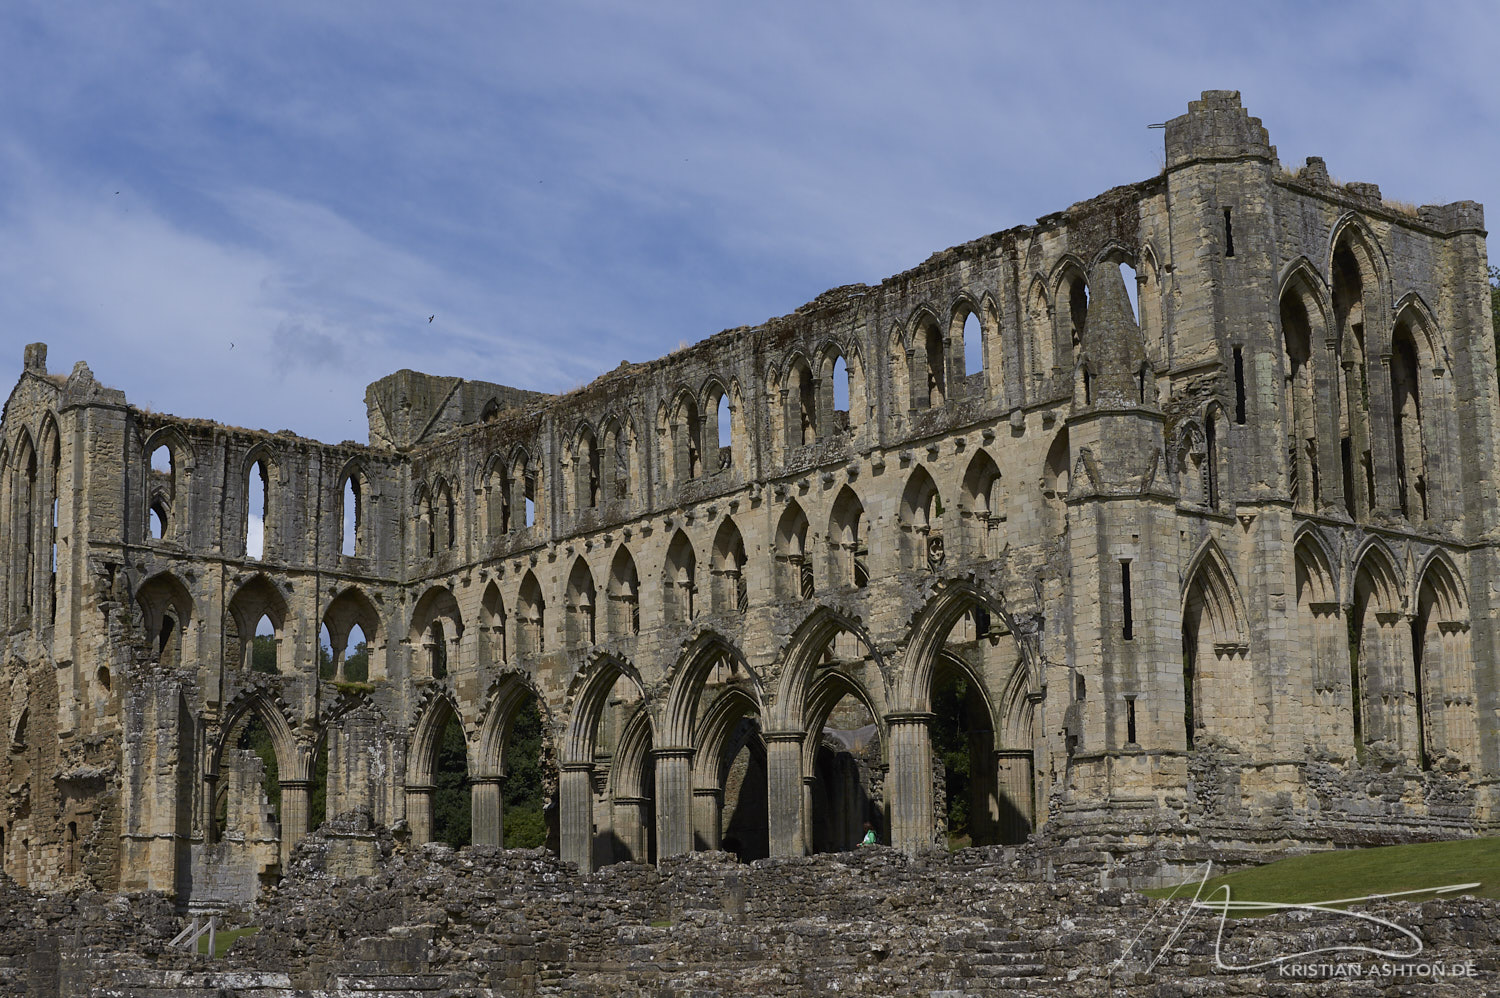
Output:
left=485, top=459, right=511, bottom=537
left=148, top=501, right=167, bottom=540
left=1281, top=290, right=1318, bottom=511
left=524, top=474, right=537, bottom=529
left=828, top=487, right=867, bottom=588
left=566, top=560, right=598, bottom=648
left=889, top=333, right=911, bottom=417
left=319, top=623, right=336, bottom=680
left=712, top=519, right=750, bottom=614
left=1119, top=262, right=1139, bottom=323
left=148, top=444, right=173, bottom=543
left=431, top=479, right=455, bottom=551
left=344, top=624, right=370, bottom=683
left=785, top=358, right=816, bottom=447
left=663, top=531, right=697, bottom=624
left=775, top=503, right=812, bottom=597
left=832, top=355, right=850, bottom=425
left=715, top=392, right=733, bottom=469
left=47, top=440, right=57, bottom=622
left=963, top=310, right=982, bottom=377
left=249, top=614, right=277, bottom=674
left=427, top=619, right=448, bottom=679
left=962, top=453, right=1002, bottom=559
left=518, top=572, right=546, bottom=657
left=608, top=548, right=641, bottom=636
left=341, top=476, right=360, bottom=556
left=576, top=428, right=601, bottom=510
left=1333, top=241, right=1372, bottom=521
left=1027, top=282, right=1053, bottom=383
left=1067, top=276, right=1088, bottom=359
left=480, top=583, right=507, bottom=667
left=1390, top=325, right=1428, bottom=521
left=671, top=395, right=703, bottom=481
left=923, top=322, right=946, bottom=408
left=602, top=420, right=633, bottom=503
left=246, top=459, right=267, bottom=560
left=899, top=468, right=944, bottom=572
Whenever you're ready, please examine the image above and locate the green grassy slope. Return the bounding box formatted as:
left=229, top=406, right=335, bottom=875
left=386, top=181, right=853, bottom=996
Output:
left=1143, top=838, right=1500, bottom=914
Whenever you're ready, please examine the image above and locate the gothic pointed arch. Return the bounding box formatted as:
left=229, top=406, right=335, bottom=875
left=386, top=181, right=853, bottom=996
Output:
left=479, top=581, right=507, bottom=668
left=826, top=486, right=868, bottom=588
left=565, top=556, right=599, bottom=648
left=898, top=465, right=943, bottom=572
left=662, top=530, right=698, bottom=624
left=136, top=572, right=194, bottom=667
left=409, top=585, right=463, bottom=679
left=474, top=671, right=548, bottom=780
left=1180, top=539, right=1251, bottom=750
left=405, top=691, right=469, bottom=785
left=774, top=501, right=812, bottom=597
left=516, top=570, right=546, bottom=658
left=710, top=516, right=749, bottom=613
left=662, top=629, right=759, bottom=748
left=607, top=545, right=642, bottom=636
left=768, top=606, right=878, bottom=731
left=561, top=652, right=650, bottom=765
left=896, top=578, right=1016, bottom=713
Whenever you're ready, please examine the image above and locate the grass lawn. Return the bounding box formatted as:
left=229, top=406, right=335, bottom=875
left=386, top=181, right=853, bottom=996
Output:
left=1142, top=837, right=1500, bottom=916
left=196, top=926, right=260, bottom=958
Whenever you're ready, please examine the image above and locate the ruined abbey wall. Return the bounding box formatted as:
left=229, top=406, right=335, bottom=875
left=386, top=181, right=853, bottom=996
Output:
left=2, top=91, right=1499, bottom=904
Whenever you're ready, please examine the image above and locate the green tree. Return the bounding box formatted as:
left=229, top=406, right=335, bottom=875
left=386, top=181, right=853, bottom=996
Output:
left=502, top=698, right=547, bottom=848
left=431, top=716, right=472, bottom=847
left=250, top=634, right=277, bottom=674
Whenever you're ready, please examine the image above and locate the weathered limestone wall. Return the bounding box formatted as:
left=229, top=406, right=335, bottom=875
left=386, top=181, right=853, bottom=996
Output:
left=2, top=90, right=1498, bottom=904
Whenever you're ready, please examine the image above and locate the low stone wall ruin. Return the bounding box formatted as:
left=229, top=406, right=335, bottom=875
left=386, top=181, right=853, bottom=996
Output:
left=4, top=833, right=1499, bottom=996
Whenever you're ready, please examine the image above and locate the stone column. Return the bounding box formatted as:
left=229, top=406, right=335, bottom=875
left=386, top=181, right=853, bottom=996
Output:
left=995, top=749, right=1035, bottom=844
left=559, top=763, right=594, bottom=871
left=764, top=731, right=806, bottom=857
left=279, top=779, right=312, bottom=868
left=801, top=774, right=817, bottom=852
left=405, top=784, right=435, bottom=844
left=692, top=787, right=722, bottom=850
left=887, top=713, right=935, bottom=854
left=471, top=776, right=504, bottom=847
left=653, top=747, right=695, bottom=859
left=612, top=796, right=650, bottom=862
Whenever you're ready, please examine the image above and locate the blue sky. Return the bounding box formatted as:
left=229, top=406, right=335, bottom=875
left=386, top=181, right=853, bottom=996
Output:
left=2, top=1, right=1496, bottom=444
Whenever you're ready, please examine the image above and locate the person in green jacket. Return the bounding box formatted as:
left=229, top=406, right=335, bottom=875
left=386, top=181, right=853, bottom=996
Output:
left=860, top=821, right=877, bottom=846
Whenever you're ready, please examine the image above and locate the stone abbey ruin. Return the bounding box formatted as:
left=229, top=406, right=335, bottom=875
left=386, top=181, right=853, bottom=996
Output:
left=3, top=91, right=1499, bottom=907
